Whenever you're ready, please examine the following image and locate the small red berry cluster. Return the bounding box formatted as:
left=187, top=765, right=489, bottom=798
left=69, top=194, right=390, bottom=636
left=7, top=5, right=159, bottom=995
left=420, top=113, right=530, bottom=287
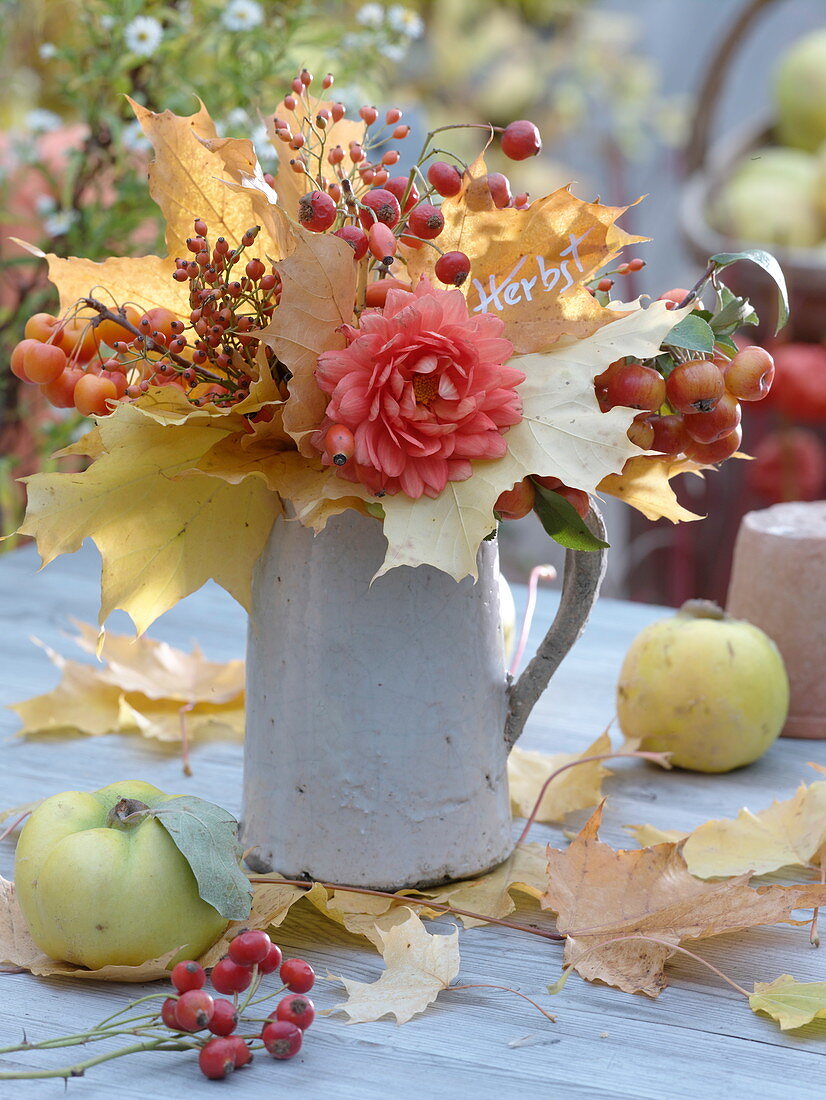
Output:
left=270, top=66, right=541, bottom=293
left=164, top=930, right=316, bottom=1080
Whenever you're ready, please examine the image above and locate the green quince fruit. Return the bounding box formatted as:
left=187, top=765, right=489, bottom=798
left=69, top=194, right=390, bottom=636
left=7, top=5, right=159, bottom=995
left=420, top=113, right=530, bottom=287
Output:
left=616, top=600, right=789, bottom=773
left=15, top=780, right=228, bottom=969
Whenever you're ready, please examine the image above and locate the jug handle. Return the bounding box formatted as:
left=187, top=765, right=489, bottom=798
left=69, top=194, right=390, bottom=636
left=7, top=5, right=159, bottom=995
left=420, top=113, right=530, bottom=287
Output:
left=504, top=504, right=607, bottom=750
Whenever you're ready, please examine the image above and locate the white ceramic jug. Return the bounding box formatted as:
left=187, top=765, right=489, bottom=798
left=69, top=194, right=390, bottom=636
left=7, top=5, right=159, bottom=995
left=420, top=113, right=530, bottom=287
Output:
left=242, top=506, right=606, bottom=889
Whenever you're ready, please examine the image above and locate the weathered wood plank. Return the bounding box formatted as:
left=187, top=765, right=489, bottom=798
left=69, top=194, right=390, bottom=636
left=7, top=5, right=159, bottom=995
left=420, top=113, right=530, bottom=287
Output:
left=0, top=541, right=823, bottom=1098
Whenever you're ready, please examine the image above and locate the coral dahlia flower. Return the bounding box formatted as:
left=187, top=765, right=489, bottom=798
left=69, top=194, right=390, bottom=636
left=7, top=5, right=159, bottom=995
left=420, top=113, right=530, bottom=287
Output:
left=314, top=280, right=524, bottom=499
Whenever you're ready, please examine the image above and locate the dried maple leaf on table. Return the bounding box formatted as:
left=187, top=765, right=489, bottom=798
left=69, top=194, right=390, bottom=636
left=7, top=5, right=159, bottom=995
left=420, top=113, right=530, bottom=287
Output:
left=507, top=730, right=615, bottom=825
left=331, top=910, right=460, bottom=1024
left=9, top=626, right=244, bottom=743
left=368, top=301, right=691, bottom=582
left=750, top=975, right=826, bottom=1030
left=406, top=156, right=644, bottom=353
left=418, top=843, right=549, bottom=929
left=542, top=805, right=826, bottom=997
left=626, top=781, right=826, bottom=879
left=19, top=401, right=279, bottom=633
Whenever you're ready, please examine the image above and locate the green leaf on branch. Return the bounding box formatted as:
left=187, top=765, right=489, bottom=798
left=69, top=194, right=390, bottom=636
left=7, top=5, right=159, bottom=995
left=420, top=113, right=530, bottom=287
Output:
left=710, top=249, right=789, bottom=333
left=663, top=313, right=716, bottom=355
left=532, top=483, right=609, bottom=551
left=710, top=285, right=758, bottom=335
left=150, top=796, right=252, bottom=920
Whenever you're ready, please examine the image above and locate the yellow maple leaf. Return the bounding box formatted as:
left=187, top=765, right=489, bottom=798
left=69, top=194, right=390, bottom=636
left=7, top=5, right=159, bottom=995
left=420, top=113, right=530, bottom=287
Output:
left=507, top=731, right=614, bottom=824
left=542, top=805, right=826, bottom=997
left=599, top=455, right=707, bottom=523
left=750, top=974, right=826, bottom=1030
left=331, top=910, right=460, bottom=1024
left=635, top=782, right=826, bottom=880
left=9, top=645, right=123, bottom=737
left=19, top=402, right=279, bottom=632
left=407, top=159, right=644, bottom=353
left=259, top=228, right=358, bottom=456
left=369, top=301, right=690, bottom=581
left=117, top=696, right=244, bottom=743
left=625, top=824, right=687, bottom=847
left=421, top=843, right=549, bottom=928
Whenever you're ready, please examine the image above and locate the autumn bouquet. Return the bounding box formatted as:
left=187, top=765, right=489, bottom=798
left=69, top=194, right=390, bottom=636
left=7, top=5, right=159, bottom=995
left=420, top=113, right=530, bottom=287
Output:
left=9, top=69, right=786, bottom=632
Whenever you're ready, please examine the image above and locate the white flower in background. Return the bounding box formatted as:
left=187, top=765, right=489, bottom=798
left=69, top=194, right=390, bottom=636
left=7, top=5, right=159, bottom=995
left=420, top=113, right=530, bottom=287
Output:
left=224, top=107, right=250, bottom=131
left=356, top=3, right=385, bottom=28
left=34, top=194, right=57, bottom=215
left=221, top=0, right=264, bottom=31
left=387, top=6, right=424, bottom=38
left=121, top=119, right=151, bottom=153
left=124, top=15, right=163, bottom=57
left=24, top=108, right=62, bottom=134
left=43, top=210, right=79, bottom=238
left=38, top=42, right=58, bottom=60
left=250, top=123, right=274, bottom=159
left=384, top=42, right=406, bottom=62
left=100, top=13, right=115, bottom=30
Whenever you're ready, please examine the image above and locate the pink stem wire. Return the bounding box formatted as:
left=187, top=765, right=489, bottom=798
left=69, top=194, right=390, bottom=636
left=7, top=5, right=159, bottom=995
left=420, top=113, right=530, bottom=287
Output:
left=508, top=564, right=557, bottom=677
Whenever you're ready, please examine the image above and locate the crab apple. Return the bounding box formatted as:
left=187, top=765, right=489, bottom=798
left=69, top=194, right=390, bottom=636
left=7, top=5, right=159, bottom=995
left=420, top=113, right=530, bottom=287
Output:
left=495, top=479, right=535, bottom=520
left=647, top=413, right=688, bottom=455
left=626, top=413, right=655, bottom=450
left=359, top=188, right=401, bottom=229
left=171, top=959, right=206, bottom=993
left=138, top=307, right=179, bottom=342
left=325, top=423, right=355, bottom=465
left=724, top=345, right=775, bottom=401
left=55, top=317, right=97, bottom=360
left=683, top=424, right=742, bottom=463
left=24, top=312, right=59, bottom=342
left=666, top=359, right=725, bottom=414
left=333, top=225, right=368, bottom=260
left=175, top=989, right=215, bottom=1032
left=198, top=1037, right=237, bottom=1080
left=262, top=1020, right=303, bottom=1060
left=279, top=957, right=316, bottom=993
left=210, top=956, right=253, bottom=995
left=364, top=276, right=411, bottom=307
left=427, top=160, right=463, bottom=197
left=384, top=175, right=419, bottom=212
left=73, top=372, right=118, bottom=416
left=298, top=189, right=338, bottom=232
left=501, top=119, right=542, bottom=160
left=93, top=305, right=142, bottom=350
left=605, top=363, right=666, bottom=411
left=533, top=475, right=562, bottom=492
left=10, top=339, right=39, bottom=381
left=434, top=250, right=470, bottom=286
left=406, top=202, right=444, bottom=240
left=683, top=391, right=742, bottom=444
left=657, top=287, right=689, bottom=310
left=229, top=1036, right=253, bottom=1067
left=228, top=928, right=272, bottom=966
left=41, top=366, right=84, bottom=408
left=485, top=172, right=512, bottom=209
left=768, top=343, right=826, bottom=422
left=555, top=485, right=590, bottom=518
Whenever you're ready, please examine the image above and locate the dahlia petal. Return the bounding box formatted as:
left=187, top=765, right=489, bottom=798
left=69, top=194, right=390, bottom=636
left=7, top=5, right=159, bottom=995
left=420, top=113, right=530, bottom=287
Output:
left=399, top=462, right=426, bottom=498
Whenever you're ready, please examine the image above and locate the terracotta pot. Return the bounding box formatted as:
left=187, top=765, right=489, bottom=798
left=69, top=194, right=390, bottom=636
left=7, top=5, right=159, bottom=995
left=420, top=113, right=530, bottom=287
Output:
left=726, top=501, right=826, bottom=739
left=241, top=507, right=606, bottom=889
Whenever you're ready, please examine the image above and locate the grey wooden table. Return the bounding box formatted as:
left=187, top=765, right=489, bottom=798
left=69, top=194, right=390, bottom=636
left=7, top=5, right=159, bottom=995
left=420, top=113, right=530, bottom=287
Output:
left=0, top=542, right=824, bottom=1098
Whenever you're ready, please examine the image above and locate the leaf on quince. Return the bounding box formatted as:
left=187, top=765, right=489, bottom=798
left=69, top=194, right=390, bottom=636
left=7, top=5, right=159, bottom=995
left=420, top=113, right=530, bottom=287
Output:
left=371, top=301, right=691, bottom=582
left=18, top=401, right=279, bottom=632
left=541, top=804, right=826, bottom=997
left=149, top=796, right=252, bottom=921
left=419, top=843, right=549, bottom=929
left=749, top=974, right=826, bottom=1030
left=0, top=877, right=176, bottom=981
left=406, top=159, right=644, bottom=353
left=259, top=228, right=358, bottom=456
left=629, top=781, right=826, bottom=879
left=599, top=455, right=707, bottom=523
left=331, top=910, right=460, bottom=1024
left=507, top=731, right=614, bottom=825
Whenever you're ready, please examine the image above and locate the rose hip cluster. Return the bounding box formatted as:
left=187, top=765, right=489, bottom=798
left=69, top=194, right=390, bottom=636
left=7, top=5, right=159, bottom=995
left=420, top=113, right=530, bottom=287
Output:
left=164, top=930, right=316, bottom=1081
left=272, top=66, right=541, bottom=290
